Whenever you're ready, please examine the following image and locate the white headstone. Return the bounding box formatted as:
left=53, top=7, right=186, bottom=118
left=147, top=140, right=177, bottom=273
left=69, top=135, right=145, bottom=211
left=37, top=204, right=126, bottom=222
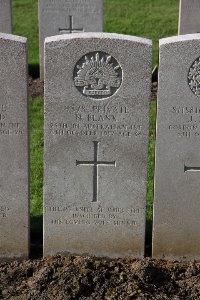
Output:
left=0, top=0, right=12, bottom=34
left=153, top=34, right=200, bottom=260
left=44, top=33, right=152, bottom=258
left=0, top=33, right=29, bottom=260
left=179, top=0, right=200, bottom=35
left=38, top=0, right=103, bottom=79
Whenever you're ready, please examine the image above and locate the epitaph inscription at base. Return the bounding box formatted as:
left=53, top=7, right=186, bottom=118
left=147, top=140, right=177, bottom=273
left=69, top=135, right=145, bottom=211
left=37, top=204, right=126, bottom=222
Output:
left=153, top=34, right=200, bottom=261
left=44, top=33, right=152, bottom=258
left=0, top=33, right=29, bottom=260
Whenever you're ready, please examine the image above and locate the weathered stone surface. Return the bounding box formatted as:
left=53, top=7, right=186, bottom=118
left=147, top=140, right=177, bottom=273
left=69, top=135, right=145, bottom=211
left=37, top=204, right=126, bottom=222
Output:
left=38, top=0, right=103, bottom=79
left=0, top=33, right=29, bottom=260
left=0, top=0, right=12, bottom=33
left=44, top=33, right=152, bottom=258
left=179, top=0, right=200, bottom=35
left=153, top=34, right=200, bottom=261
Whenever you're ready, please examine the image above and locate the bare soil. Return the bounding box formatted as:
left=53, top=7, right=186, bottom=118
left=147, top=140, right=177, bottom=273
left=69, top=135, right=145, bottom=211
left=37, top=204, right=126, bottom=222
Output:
left=29, top=77, right=44, bottom=99
left=151, top=82, right=157, bottom=101
left=0, top=255, right=199, bottom=299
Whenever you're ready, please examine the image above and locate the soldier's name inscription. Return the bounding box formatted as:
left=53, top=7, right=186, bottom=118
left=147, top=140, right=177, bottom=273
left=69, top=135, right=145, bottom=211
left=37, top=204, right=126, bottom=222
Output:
left=167, top=105, right=200, bottom=138
left=48, top=103, right=144, bottom=138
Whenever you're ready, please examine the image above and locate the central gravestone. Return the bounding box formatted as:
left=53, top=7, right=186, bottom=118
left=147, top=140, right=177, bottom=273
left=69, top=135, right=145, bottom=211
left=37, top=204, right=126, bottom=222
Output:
left=0, top=0, right=12, bottom=33
left=44, top=33, right=152, bottom=258
left=38, top=0, right=103, bottom=79
left=179, top=0, right=200, bottom=34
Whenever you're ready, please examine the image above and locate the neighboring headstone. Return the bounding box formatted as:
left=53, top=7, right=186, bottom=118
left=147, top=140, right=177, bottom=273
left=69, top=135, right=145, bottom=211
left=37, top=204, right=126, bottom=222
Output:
left=153, top=34, right=200, bottom=260
left=44, top=32, right=152, bottom=258
left=178, top=0, right=200, bottom=35
left=0, top=0, right=12, bottom=33
left=0, top=33, right=29, bottom=260
left=38, top=0, right=103, bottom=79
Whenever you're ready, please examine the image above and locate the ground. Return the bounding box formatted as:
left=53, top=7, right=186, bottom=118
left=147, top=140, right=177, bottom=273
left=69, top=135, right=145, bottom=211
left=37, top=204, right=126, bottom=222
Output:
left=29, top=77, right=44, bottom=99
left=0, top=255, right=199, bottom=299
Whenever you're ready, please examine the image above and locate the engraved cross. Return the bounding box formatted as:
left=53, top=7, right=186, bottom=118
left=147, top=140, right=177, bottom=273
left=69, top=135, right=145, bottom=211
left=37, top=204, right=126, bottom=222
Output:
left=59, top=16, right=84, bottom=34
left=76, top=141, right=116, bottom=203
left=184, top=164, right=200, bottom=172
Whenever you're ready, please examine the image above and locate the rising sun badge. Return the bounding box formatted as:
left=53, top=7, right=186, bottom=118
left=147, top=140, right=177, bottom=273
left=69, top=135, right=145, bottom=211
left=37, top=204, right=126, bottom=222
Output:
left=73, top=52, right=122, bottom=99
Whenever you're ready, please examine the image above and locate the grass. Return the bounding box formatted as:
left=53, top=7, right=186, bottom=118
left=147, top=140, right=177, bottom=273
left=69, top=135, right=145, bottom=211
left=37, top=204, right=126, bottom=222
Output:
left=12, top=0, right=176, bottom=232
left=147, top=102, right=156, bottom=221
left=12, top=0, right=39, bottom=65
left=29, top=98, right=44, bottom=217
left=12, top=0, right=179, bottom=67
left=104, top=0, right=179, bottom=66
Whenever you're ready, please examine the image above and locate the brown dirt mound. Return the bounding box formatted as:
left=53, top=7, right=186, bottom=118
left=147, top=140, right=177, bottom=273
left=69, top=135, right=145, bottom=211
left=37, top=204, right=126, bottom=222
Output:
left=0, top=255, right=199, bottom=299
left=29, top=77, right=44, bottom=99
left=151, top=82, right=157, bottom=101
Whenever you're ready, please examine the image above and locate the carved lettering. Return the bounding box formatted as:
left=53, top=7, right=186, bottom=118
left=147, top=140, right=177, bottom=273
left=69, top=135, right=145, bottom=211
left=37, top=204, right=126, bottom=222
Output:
left=0, top=105, right=25, bottom=136
left=47, top=205, right=143, bottom=228
left=168, top=106, right=200, bottom=138
left=0, top=207, right=9, bottom=218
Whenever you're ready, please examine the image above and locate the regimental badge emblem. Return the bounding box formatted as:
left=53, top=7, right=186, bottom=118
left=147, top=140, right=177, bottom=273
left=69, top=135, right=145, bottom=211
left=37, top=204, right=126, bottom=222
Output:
left=73, top=52, right=122, bottom=99
left=188, top=57, right=200, bottom=96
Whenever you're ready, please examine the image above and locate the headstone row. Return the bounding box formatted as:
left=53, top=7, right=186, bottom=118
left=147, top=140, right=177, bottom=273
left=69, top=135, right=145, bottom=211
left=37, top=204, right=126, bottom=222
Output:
left=1, top=30, right=200, bottom=261
left=2, top=0, right=200, bottom=78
